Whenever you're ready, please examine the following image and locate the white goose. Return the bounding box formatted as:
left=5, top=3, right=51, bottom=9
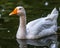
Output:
left=9, top=6, right=58, bottom=39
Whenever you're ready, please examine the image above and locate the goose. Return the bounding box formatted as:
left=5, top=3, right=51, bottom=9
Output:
left=9, top=6, right=58, bottom=39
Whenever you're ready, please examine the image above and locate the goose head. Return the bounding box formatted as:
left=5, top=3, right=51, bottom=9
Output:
left=9, top=6, right=26, bottom=16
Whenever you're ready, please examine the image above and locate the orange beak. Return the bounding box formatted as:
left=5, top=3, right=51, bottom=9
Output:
left=9, top=8, right=17, bottom=16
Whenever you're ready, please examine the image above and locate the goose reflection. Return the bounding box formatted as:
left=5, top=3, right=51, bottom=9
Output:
left=17, top=39, right=27, bottom=48
left=16, top=34, right=58, bottom=48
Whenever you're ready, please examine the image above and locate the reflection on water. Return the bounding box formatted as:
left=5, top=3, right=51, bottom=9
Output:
left=17, top=39, right=27, bottom=48
left=0, top=38, right=57, bottom=48
left=16, top=34, right=58, bottom=48
left=0, top=39, right=48, bottom=48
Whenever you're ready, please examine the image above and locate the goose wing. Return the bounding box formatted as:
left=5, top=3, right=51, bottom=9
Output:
left=26, top=8, right=58, bottom=39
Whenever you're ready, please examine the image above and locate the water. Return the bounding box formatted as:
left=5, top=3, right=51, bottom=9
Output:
left=0, top=0, right=60, bottom=48
left=0, top=39, right=48, bottom=48
left=0, top=39, right=18, bottom=48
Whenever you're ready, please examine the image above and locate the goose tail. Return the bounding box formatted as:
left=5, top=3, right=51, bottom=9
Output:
left=51, top=8, right=58, bottom=15
left=46, top=8, right=59, bottom=20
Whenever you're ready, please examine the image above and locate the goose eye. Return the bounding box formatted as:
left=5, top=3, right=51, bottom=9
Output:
left=19, top=8, right=21, bottom=10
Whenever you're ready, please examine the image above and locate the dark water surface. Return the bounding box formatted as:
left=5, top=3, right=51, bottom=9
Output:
left=0, top=39, right=51, bottom=48
left=0, top=0, right=60, bottom=48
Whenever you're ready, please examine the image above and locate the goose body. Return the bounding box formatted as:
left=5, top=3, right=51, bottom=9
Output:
left=26, top=8, right=58, bottom=39
left=9, top=6, right=58, bottom=39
